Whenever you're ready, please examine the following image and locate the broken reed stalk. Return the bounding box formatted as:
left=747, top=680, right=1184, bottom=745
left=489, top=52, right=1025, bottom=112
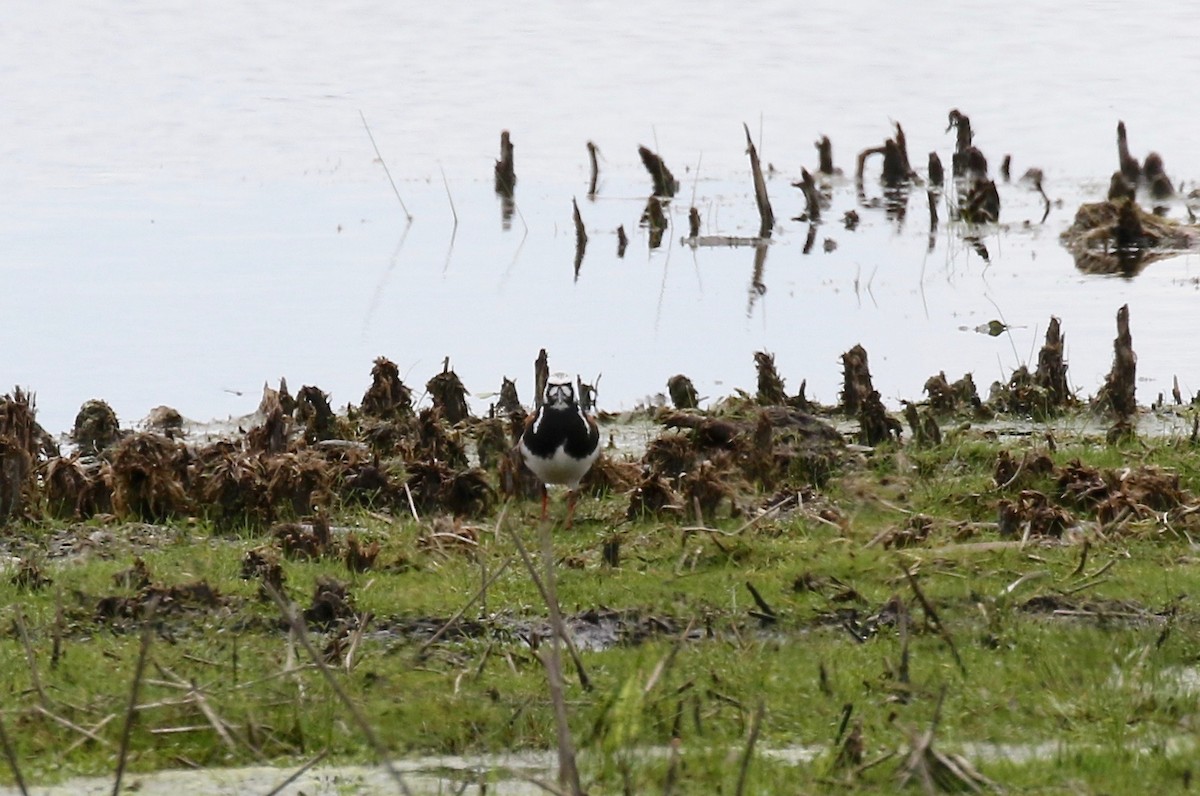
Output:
left=265, top=584, right=415, bottom=796
left=534, top=349, right=550, bottom=411
left=572, top=198, right=587, bottom=248
left=34, top=705, right=113, bottom=751
left=13, top=607, right=48, bottom=709
left=358, top=110, right=412, bottom=221
left=502, top=509, right=591, bottom=690
left=900, top=564, right=967, bottom=677
left=264, top=748, right=331, bottom=796
left=734, top=701, right=766, bottom=796
left=112, top=600, right=158, bottom=796
left=51, top=589, right=64, bottom=670
left=439, top=164, right=458, bottom=228
left=495, top=130, right=517, bottom=196
left=417, top=557, right=513, bottom=657
left=637, top=145, right=678, bottom=197
left=742, top=123, right=774, bottom=238
left=538, top=518, right=583, bottom=796
left=0, top=710, right=28, bottom=796
left=586, top=141, right=599, bottom=197
left=572, top=197, right=587, bottom=279
left=157, top=663, right=245, bottom=758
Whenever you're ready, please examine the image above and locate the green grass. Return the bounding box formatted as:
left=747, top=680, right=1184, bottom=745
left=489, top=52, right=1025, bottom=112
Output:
left=3, top=428, right=1200, bottom=792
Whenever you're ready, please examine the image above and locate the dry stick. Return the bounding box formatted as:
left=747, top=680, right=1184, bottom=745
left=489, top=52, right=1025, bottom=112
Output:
left=900, top=564, right=967, bottom=677
left=266, top=585, right=414, bottom=796
left=519, top=775, right=569, bottom=796
left=13, top=607, right=48, bottom=709
left=439, top=167, right=459, bottom=276
left=34, top=704, right=113, bottom=749
left=587, top=140, right=600, bottom=197
left=439, top=164, right=459, bottom=229
left=643, top=618, right=696, bottom=696
left=1070, top=537, right=1091, bottom=577
left=52, top=588, right=64, bottom=670
left=113, top=602, right=158, bottom=796
left=734, top=701, right=766, bottom=796
left=680, top=494, right=790, bottom=540
left=417, top=557, right=513, bottom=657
left=403, top=482, right=420, bottom=522
left=157, top=664, right=244, bottom=758
left=503, top=511, right=592, bottom=692
left=263, top=748, right=330, bottom=796
left=0, top=709, right=29, bottom=796
left=742, top=123, right=774, bottom=239
left=537, top=518, right=583, bottom=796
left=359, top=110, right=412, bottom=221
left=63, top=714, right=118, bottom=757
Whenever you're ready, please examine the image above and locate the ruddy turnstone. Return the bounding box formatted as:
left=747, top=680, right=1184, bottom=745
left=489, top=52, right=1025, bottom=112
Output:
left=519, top=372, right=600, bottom=525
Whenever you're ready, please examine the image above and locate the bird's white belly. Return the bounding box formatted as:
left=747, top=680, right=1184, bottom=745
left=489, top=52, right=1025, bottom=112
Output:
left=520, top=441, right=599, bottom=488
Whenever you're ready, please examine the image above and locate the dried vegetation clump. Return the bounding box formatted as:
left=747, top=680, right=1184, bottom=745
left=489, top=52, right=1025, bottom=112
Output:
left=1061, top=197, right=1197, bottom=275
left=992, top=448, right=1195, bottom=538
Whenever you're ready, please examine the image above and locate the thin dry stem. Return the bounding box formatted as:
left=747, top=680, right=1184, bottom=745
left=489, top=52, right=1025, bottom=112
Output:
left=266, top=584, right=415, bottom=796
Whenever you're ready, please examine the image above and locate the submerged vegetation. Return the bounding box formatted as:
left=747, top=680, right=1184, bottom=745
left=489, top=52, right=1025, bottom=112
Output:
left=3, top=305, right=1200, bottom=793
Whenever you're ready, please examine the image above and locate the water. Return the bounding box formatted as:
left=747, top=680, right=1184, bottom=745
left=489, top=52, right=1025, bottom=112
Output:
left=4, top=0, right=1200, bottom=435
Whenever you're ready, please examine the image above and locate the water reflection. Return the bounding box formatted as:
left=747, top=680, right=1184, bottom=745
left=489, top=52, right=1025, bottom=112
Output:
left=747, top=243, right=768, bottom=317
left=494, top=130, right=516, bottom=230
left=642, top=197, right=668, bottom=249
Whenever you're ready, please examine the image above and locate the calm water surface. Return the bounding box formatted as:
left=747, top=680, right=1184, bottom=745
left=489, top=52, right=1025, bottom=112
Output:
left=4, top=0, right=1200, bottom=433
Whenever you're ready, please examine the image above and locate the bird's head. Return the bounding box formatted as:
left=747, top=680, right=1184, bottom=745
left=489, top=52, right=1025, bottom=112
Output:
left=543, top=373, right=577, bottom=410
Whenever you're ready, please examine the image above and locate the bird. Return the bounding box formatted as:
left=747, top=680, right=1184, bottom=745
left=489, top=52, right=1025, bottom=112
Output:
left=519, top=372, right=600, bottom=526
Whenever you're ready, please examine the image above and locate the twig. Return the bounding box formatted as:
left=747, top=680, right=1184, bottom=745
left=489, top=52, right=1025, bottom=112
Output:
left=264, top=748, right=330, bottom=796
left=34, top=704, right=113, bottom=749
left=439, top=164, right=458, bottom=229
left=734, top=701, right=766, bottom=796
left=518, top=775, right=569, bottom=796
left=643, top=618, right=696, bottom=696
left=538, top=519, right=583, bottom=796
left=14, top=607, right=48, bottom=709
left=157, top=664, right=244, bottom=757
left=113, top=600, right=158, bottom=796
left=359, top=110, right=412, bottom=221
left=63, top=713, right=117, bottom=757
left=1060, top=577, right=1111, bottom=596
left=745, top=581, right=777, bottom=622
left=265, top=585, right=415, bottom=796
left=503, top=510, right=592, bottom=692
left=1070, top=537, right=1091, bottom=578
left=0, top=709, right=29, bottom=796
left=403, top=482, right=420, bottom=522
left=900, top=564, right=967, bottom=677
left=52, top=588, right=63, bottom=670
left=417, top=557, right=512, bottom=657
left=680, top=496, right=790, bottom=540
left=344, top=613, right=368, bottom=673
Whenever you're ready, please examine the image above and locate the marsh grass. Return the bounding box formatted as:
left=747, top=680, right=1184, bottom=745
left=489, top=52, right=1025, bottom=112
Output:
left=3, top=429, right=1200, bottom=792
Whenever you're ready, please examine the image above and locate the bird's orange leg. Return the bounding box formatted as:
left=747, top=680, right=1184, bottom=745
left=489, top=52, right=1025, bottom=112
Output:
left=540, top=485, right=549, bottom=520
left=565, top=490, right=578, bottom=529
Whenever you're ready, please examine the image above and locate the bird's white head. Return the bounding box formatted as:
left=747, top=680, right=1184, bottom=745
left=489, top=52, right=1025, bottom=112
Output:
left=544, top=372, right=576, bottom=409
